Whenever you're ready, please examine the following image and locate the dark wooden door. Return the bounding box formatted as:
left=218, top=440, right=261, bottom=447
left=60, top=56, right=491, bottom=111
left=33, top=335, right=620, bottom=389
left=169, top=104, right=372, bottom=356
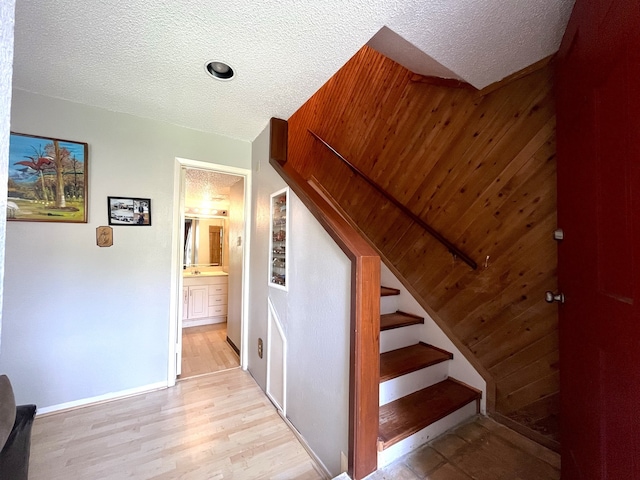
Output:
left=209, top=225, right=222, bottom=266
left=556, top=1, right=640, bottom=478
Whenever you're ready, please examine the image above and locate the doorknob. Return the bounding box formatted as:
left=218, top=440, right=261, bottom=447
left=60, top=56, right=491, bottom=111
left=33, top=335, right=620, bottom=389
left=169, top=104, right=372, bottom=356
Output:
left=545, top=291, right=565, bottom=304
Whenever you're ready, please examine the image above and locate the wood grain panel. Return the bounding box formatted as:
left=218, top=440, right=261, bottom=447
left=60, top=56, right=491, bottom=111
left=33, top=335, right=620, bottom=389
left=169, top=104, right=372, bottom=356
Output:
left=287, top=46, right=558, bottom=447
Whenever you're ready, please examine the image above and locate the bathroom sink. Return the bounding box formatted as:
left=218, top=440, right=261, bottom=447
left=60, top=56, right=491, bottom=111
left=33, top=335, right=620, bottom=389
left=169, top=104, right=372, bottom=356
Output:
left=183, top=271, right=228, bottom=277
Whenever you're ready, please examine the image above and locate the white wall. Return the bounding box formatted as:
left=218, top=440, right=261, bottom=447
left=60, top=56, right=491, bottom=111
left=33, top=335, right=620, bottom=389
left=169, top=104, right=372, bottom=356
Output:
left=249, top=124, right=350, bottom=476
left=248, top=126, right=283, bottom=391
left=227, top=178, right=244, bottom=348
left=2, top=90, right=250, bottom=408
left=0, top=0, right=15, bottom=346
left=286, top=193, right=350, bottom=475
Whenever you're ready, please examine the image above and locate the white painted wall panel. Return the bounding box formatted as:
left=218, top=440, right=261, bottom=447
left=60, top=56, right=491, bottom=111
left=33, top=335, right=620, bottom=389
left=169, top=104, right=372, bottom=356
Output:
left=286, top=192, right=350, bottom=476
left=249, top=123, right=350, bottom=476
left=226, top=178, right=244, bottom=349
left=0, top=0, right=15, bottom=347
left=247, top=126, right=284, bottom=391
left=1, top=90, right=250, bottom=407
left=266, top=299, right=286, bottom=412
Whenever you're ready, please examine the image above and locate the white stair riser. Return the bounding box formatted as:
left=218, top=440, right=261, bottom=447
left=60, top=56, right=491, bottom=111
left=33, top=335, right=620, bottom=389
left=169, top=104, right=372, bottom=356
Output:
left=377, top=401, right=478, bottom=469
left=380, top=295, right=399, bottom=315
left=380, top=324, right=422, bottom=353
left=379, top=363, right=449, bottom=406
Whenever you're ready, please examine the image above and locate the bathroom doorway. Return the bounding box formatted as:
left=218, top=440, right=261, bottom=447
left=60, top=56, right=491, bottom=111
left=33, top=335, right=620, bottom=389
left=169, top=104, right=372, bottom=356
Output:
left=170, top=159, right=251, bottom=382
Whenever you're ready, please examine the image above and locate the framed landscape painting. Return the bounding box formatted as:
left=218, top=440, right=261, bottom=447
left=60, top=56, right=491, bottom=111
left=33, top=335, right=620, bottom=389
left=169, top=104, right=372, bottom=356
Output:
left=7, top=132, right=88, bottom=223
left=108, top=197, right=151, bottom=226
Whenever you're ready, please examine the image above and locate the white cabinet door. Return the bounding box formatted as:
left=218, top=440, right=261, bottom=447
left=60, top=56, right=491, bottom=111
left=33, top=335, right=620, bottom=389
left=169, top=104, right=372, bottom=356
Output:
left=188, top=285, right=209, bottom=319
left=182, top=287, right=189, bottom=320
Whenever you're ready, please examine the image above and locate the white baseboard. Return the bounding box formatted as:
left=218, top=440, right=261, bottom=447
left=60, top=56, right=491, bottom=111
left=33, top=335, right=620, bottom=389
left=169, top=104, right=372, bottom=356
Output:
left=332, top=473, right=351, bottom=480
left=36, top=381, right=167, bottom=416
left=277, top=410, right=332, bottom=479
left=183, top=316, right=226, bottom=328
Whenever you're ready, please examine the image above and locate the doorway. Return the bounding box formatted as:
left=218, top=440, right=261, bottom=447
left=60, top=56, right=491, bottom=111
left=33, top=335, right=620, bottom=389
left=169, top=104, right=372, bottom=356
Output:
left=169, top=158, right=251, bottom=383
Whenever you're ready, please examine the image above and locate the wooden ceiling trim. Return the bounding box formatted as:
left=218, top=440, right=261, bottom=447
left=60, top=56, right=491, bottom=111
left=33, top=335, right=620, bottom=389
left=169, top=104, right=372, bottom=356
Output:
left=476, top=55, right=554, bottom=98
left=286, top=45, right=559, bottom=445
left=409, top=74, right=476, bottom=90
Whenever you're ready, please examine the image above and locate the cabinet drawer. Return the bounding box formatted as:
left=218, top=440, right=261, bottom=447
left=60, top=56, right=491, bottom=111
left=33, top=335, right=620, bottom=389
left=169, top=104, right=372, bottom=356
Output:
left=208, top=284, right=228, bottom=295
left=208, top=305, right=228, bottom=317
left=207, top=275, right=228, bottom=285
left=209, top=294, right=227, bottom=306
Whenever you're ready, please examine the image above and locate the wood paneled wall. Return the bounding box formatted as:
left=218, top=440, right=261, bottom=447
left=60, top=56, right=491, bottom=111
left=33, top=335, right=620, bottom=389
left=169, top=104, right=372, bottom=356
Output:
left=286, top=46, right=559, bottom=448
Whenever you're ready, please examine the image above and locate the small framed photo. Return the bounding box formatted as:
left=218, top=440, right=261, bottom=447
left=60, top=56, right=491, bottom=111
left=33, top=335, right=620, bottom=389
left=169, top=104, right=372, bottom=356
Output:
left=108, top=197, right=151, bottom=226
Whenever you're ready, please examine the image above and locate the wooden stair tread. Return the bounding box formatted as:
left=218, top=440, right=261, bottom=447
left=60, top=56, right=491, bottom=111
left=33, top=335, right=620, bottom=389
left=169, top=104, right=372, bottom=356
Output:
left=381, top=286, right=400, bottom=297
left=378, top=378, right=481, bottom=449
left=380, top=343, right=453, bottom=382
left=380, top=311, right=424, bottom=331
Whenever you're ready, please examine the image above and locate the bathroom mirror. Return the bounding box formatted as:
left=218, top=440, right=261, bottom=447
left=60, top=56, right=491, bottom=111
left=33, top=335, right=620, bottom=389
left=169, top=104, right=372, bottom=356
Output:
left=183, top=216, right=224, bottom=267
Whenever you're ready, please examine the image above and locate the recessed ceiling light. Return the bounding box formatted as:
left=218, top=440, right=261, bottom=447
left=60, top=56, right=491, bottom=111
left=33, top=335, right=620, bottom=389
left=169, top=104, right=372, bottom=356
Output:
left=205, top=61, right=235, bottom=81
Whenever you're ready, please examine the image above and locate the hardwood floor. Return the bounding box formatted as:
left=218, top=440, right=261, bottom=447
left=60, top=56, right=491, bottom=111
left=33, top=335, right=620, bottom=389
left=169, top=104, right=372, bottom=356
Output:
left=29, top=329, right=558, bottom=480
left=30, top=369, right=325, bottom=480
left=180, top=323, right=240, bottom=378
left=369, top=416, right=560, bottom=479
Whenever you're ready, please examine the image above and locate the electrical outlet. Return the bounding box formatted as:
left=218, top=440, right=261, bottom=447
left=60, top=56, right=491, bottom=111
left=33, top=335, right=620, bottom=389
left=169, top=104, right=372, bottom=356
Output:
left=258, top=338, right=263, bottom=359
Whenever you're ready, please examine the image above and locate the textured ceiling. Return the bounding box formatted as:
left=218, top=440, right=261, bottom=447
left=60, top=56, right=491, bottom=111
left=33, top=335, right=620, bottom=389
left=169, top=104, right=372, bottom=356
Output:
left=184, top=168, right=242, bottom=211
left=11, top=0, right=575, bottom=142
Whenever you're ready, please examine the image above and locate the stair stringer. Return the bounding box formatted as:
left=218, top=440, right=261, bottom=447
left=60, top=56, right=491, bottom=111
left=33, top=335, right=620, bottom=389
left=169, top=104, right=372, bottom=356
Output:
left=380, top=263, right=486, bottom=415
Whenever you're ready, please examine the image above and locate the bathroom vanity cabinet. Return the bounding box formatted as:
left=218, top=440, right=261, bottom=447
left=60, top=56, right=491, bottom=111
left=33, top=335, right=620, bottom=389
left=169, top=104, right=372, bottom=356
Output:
left=182, top=274, right=228, bottom=327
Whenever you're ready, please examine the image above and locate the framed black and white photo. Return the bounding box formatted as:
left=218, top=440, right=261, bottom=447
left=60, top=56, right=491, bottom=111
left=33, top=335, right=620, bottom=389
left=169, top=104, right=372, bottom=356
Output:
left=108, top=197, right=151, bottom=226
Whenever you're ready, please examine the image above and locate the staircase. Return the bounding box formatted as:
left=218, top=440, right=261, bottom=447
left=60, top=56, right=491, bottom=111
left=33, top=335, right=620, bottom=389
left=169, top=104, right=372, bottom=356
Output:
left=377, top=285, right=482, bottom=468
